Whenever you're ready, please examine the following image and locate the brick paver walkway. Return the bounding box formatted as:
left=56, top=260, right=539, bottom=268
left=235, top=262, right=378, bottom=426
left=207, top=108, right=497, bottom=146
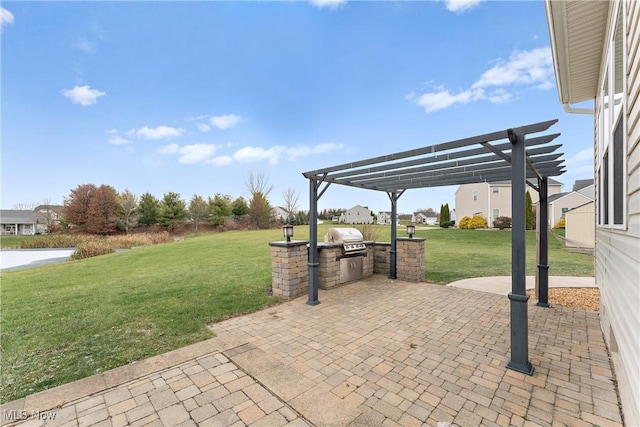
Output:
left=2, top=276, right=623, bottom=426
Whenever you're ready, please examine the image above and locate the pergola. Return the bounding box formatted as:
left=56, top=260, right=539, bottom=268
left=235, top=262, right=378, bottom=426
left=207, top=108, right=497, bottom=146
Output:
left=302, top=119, right=565, bottom=375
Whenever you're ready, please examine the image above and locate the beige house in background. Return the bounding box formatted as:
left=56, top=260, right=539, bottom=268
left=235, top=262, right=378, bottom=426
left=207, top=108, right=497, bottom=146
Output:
left=547, top=191, right=593, bottom=228
left=340, top=205, right=374, bottom=225
left=546, top=0, right=640, bottom=423
left=454, top=180, right=562, bottom=227
left=565, top=201, right=595, bottom=249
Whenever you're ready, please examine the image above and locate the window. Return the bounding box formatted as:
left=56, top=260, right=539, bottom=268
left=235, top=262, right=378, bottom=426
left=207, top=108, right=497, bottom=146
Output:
left=473, top=190, right=477, bottom=201
left=492, top=209, right=499, bottom=220
left=561, top=207, right=569, bottom=218
left=613, top=117, right=624, bottom=224
left=492, top=187, right=499, bottom=194
left=598, top=3, right=625, bottom=227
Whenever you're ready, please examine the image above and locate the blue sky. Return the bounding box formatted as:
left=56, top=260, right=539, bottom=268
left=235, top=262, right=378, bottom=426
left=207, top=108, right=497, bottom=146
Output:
left=1, top=0, right=594, bottom=214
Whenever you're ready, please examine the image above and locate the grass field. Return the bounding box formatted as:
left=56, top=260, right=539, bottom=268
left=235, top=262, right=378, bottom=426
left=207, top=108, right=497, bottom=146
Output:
left=0, top=225, right=593, bottom=402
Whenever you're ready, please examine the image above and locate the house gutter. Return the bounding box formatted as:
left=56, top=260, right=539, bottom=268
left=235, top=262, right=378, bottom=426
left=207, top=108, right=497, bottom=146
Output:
left=563, top=103, right=594, bottom=115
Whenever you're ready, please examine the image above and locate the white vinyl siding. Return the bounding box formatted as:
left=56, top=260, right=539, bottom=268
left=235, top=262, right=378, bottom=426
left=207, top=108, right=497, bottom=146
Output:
left=596, top=2, right=640, bottom=425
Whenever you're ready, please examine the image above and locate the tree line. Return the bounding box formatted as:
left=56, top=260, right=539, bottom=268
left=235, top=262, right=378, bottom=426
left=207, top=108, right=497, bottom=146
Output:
left=61, top=173, right=307, bottom=234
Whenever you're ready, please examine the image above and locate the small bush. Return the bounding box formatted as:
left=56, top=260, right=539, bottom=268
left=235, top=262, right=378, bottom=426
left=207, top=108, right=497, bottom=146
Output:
left=440, top=221, right=455, bottom=228
left=356, top=224, right=380, bottom=241
left=69, top=241, right=116, bottom=261
left=555, top=217, right=566, bottom=229
left=459, top=215, right=488, bottom=229
left=493, top=216, right=512, bottom=230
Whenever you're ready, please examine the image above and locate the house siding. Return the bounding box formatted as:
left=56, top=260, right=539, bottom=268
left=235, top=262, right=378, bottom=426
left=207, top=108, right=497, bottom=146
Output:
left=549, top=192, right=593, bottom=227
left=596, top=2, right=640, bottom=425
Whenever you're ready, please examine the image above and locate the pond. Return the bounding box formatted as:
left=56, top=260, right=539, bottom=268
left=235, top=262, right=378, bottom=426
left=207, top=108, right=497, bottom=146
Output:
left=0, top=249, right=75, bottom=271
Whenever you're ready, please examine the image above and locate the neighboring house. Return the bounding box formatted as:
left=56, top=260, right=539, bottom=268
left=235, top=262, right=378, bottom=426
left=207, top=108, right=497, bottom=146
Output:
left=341, top=205, right=373, bottom=224
left=572, top=179, right=595, bottom=199
left=377, top=211, right=395, bottom=225
left=565, top=201, right=595, bottom=249
left=34, top=204, right=64, bottom=233
left=0, top=210, right=40, bottom=235
left=546, top=1, right=640, bottom=423
left=270, top=206, right=289, bottom=222
left=411, top=211, right=437, bottom=225
left=455, top=180, right=563, bottom=227
left=547, top=190, right=594, bottom=228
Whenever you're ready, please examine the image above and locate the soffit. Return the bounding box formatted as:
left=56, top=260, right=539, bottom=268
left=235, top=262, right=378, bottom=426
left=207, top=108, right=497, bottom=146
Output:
left=546, top=0, right=610, bottom=104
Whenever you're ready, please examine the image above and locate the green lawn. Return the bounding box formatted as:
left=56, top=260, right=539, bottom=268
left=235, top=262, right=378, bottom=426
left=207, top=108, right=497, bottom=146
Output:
left=0, top=225, right=593, bottom=402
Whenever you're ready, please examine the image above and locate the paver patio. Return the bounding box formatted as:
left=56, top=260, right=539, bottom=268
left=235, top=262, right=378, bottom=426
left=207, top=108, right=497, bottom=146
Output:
left=1, top=276, right=623, bottom=426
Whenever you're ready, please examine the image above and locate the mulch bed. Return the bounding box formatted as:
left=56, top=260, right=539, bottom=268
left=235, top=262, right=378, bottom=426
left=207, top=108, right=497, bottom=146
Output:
left=526, top=287, right=599, bottom=311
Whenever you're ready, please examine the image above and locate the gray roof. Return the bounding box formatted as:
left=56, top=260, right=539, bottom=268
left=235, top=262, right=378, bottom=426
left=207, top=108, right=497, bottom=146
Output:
left=0, top=210, right=40, bottom=224
left=572, top=179, right=594, bottom=192
left=303, top=120, right=565, bottom=192
left=548, top=192, right=569, bottom=203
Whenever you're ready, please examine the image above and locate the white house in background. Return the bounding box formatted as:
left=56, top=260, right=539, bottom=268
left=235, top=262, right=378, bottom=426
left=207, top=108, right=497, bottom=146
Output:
left=565, top=201, right=595, bottom=249
left=377, top=211, right=397, bottom=225
left=547, top=191, right=593, bottom=228
left=340, top=205, right=374, bottom=224
left=455, top=180, right=563, bottom=227
left=546, top=1, right=640, bottom=423
left=0, top=210, right=39, bottom=235
left=270, top=206, right=289, bottom=222
left=411, top=211, right=437, bottom=225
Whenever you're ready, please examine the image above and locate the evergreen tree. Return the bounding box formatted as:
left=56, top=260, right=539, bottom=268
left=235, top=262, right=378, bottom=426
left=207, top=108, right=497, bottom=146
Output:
left=209, top=193, right=233, bottom=226
left=525, top=191, right=534, bottom=230
left=231, top=196, right=249, bottom=218
left=159, top=192, right=187, bottom=231
left=138, top=193, right=160, bottom=226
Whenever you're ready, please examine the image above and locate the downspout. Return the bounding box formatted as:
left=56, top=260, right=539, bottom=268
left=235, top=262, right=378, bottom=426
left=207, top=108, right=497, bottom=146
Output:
left=563, top=103, right=594, bottom=114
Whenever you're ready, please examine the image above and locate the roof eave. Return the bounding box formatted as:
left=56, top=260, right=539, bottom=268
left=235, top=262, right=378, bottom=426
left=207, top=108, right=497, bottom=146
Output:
left=545, top=0, right=609, bottom=105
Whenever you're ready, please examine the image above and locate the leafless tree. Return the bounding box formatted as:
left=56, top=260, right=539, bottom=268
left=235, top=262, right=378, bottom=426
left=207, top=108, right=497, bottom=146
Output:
left=118, top=189, right=139, bottom=234
left=283, top=187, right=300, bottom=219
left=245, top=171, right=273, bottom=197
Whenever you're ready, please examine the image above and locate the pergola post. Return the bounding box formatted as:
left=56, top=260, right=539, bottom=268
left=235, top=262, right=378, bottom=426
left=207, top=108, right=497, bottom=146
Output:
left=536, top=177, right=550, bottom=307
left=506, top=129, right=534, bottom=375
left=388, top=191, right=399, bottom=279
left=307, top=178, right=320, bottom=306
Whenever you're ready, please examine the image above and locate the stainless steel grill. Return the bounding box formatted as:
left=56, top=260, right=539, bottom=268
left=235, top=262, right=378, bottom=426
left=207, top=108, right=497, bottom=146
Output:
left=324, top=227, right=367, bottom=256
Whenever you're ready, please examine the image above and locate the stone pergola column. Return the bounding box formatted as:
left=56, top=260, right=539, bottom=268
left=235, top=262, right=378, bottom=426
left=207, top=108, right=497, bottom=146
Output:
left=269, top=240, right=309, bottom=298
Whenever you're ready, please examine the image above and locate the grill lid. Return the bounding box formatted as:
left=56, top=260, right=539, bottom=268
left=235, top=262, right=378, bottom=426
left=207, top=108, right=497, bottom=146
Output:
left=324, top=227, right=364, bottom=244
left=324, top=228, right=367, bottom=254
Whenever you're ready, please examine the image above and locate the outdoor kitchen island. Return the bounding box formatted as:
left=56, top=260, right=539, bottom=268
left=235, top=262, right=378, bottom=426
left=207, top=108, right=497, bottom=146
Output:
left=269, top=228, right=425, bottom=298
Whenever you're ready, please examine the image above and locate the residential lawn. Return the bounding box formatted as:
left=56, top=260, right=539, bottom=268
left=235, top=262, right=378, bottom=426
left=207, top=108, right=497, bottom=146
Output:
left=0, top=224, right=593, bottom=402
left=419, top=228, right=594, bottom=284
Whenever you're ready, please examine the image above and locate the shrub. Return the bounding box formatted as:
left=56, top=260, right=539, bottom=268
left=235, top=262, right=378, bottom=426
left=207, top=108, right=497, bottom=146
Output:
left=555, top=217, right=566, bottom=229
left=69, top=241, right=116, bottom=261
left=440, top=220, right=454, bottom=228
left=459, top=215, right=488, bottom=229
left=493, top=216, right=512, bottom=230
left=356, top=224, right=380, bottom=241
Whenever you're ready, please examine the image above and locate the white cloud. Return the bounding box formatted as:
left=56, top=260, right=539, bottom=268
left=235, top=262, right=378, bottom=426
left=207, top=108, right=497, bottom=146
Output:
left=287, top=142, right=343, bottom=160
left=565, top=147, right=593, bottom=175
left=210, top=114, right=243, bottom=130
left=108, top=135, right=131, bottom=145
left=207, top=156, right=233, bottom=166
left=107, top=129, right=118, bottom=134
left=472, top=47, right=553, bottom=90
left=233, top=146, right=285, bottom=165
left=177, top=144, right=217, bottom=164
left=61, top=85, right=107, bottom=106
left=76, top=38, right=95, bottom=54
left=1, top=8, right=14, bottom=29
left=411, top=47, right=553, bottom=113
left=136, top=125, right=184, bottom=140
left=444, top=0, right=482, bottom=13
left=197, top=123, right=211, bottom=132
left=310, top=0, right=347, bottom=10
left=157, top=144, right=179, bottom=154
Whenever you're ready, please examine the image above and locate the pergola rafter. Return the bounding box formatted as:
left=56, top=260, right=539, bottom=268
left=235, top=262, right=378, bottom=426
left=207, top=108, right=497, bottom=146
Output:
left=302, top=119, right=565, bottom=376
